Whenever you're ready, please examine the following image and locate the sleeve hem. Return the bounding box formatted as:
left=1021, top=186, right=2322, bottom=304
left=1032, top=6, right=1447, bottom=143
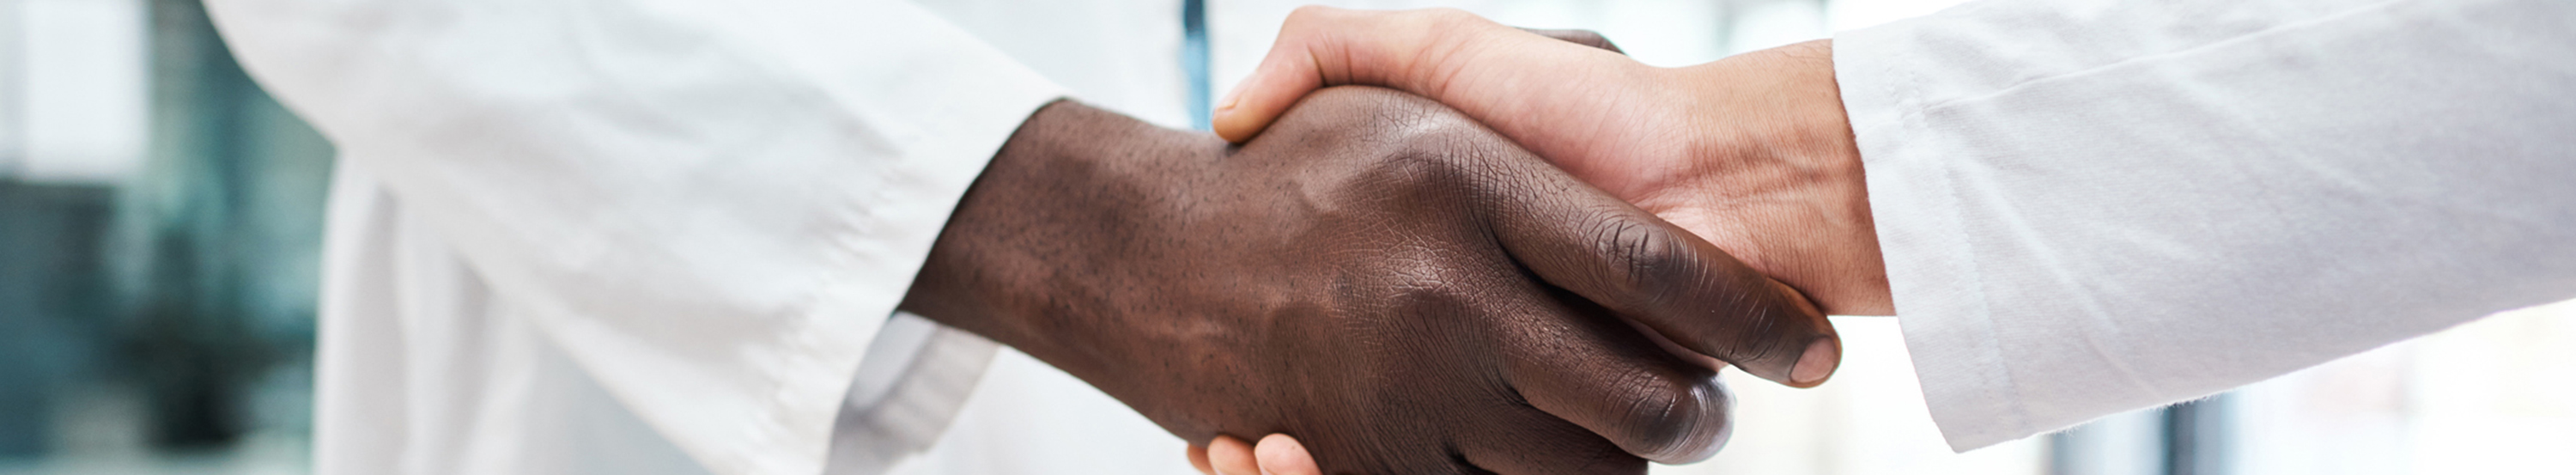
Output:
left=764, top=81, right=1064, bottom=475
left=1834, top=19, right=2035, bottom=453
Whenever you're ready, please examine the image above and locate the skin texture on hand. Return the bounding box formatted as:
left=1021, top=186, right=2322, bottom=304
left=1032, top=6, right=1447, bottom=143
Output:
left=1197, top=9, right=1888, bottom=472
left=1213, top=7, right=1893, bottom=319
left=898, top=86, right=1839, bottom=472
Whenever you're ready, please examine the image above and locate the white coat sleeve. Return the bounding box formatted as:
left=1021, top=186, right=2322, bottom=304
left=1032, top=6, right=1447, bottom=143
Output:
left=1832, top=0, right=2576, bottom=451
left=203, top=0, right=1066, bottom=473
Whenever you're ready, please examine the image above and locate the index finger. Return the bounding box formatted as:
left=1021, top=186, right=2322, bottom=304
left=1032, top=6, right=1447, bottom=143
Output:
left=1214, top=7, right=1615, bottom=143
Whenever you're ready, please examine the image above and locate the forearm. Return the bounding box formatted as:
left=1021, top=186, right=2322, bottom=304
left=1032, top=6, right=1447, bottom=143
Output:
left=1838, top=0, right=2576, bottom=448
left=896, top=100, right=1283, bottom=418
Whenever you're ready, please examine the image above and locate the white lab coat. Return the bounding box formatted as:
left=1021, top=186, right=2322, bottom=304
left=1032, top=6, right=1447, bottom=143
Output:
left=1837, top=0, right=2576, bottom=451
left=212, top=0, right=1201, bottom=474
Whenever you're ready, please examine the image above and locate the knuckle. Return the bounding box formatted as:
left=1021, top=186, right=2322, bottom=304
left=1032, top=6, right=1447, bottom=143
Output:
left=1361, top=138, right=1476, bottom=196
left=1588, top=216, right=1691, bottom=310
left=1613, top=374, right=1730, bottom=463
left=1385, top=108, right=1501, bottom=161
left=1370, top=114, right=1502, bottom=182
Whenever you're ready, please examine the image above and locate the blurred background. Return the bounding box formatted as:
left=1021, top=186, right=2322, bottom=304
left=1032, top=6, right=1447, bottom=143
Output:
left=3, top=0, right=325, bottom=473
left=0, top=0, right=2567, bottom=474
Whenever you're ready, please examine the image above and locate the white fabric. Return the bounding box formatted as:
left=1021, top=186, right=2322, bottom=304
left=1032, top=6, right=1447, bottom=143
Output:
left=211, top=0, right=1083, bottom=473
left=1834, top=0, right=2576, bottom=451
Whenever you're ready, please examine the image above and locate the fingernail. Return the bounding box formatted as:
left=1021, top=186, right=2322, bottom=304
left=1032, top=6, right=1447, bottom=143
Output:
left=1790, top=337, right=1840, bottom=386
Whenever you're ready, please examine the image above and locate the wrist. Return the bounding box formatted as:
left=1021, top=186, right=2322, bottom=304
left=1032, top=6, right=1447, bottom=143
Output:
left=901, top=100, right=1214, bottom=367
left=1658, top=40, right=1892, bottom=315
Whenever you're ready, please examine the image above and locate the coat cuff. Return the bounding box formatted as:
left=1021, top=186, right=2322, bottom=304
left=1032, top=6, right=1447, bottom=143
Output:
left=1835, top=17, right=2034, bottom=452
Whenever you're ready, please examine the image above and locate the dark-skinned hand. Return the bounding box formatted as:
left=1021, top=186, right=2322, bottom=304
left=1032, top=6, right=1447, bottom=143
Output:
left=897, top=86, right=1838, bottom=474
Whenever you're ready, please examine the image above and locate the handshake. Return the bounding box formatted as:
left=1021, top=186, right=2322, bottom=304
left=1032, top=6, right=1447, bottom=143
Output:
left=901, top=8, right=1886, bottom=474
